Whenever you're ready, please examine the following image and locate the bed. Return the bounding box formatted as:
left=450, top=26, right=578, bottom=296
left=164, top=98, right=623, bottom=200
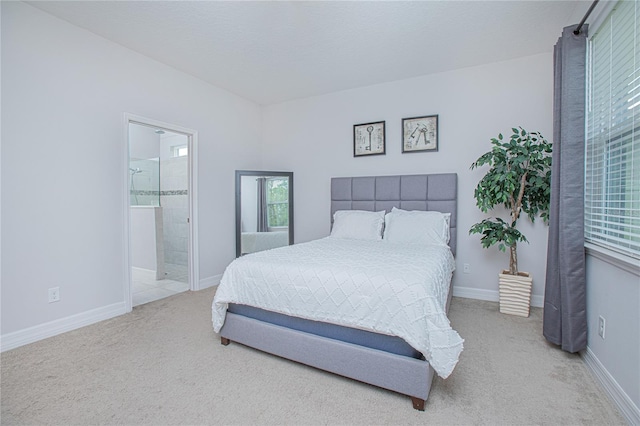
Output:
left=212, top=173, right=462, bottom=410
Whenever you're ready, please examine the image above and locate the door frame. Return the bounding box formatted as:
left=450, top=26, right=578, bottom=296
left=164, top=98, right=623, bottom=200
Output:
left=123, top=113, right=199, bottom=312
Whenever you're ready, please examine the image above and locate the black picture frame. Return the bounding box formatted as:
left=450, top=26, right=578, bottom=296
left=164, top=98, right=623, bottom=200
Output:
left=402, top=115, right=438, bottom=153
left=353, top=121, right=385, bottom=157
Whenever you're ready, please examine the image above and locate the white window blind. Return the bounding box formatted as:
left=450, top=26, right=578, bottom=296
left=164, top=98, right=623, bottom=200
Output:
left=585, top=0, right=640, bottom=258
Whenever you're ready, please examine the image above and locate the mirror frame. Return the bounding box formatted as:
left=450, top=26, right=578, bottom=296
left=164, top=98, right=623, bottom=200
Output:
left=235, top=170, right=294, bottom=257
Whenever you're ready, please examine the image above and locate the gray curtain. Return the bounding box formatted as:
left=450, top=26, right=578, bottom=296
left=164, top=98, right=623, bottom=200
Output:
left=256, top=178, right=268, bottom=232
left=543, top=24, right=588, bottom=352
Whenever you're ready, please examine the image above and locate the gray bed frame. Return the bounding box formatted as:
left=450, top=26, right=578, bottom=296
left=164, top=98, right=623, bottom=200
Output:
left=219, top=173, right=457, bottom=411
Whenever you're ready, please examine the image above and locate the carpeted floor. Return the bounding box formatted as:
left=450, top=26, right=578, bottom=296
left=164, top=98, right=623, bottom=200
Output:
left=1, top=287, right=625, bottom=425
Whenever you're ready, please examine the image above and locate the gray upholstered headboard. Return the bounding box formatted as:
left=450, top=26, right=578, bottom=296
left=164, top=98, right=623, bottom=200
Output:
left=331, top=173, right=458, bottom=256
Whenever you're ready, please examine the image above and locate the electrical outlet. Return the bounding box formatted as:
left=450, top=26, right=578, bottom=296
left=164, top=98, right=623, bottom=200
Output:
left=48, top=287, right=60, bottom=303
left=598, top=316, right=606, bottom=339
left=463, top=263, right=471, bottom=274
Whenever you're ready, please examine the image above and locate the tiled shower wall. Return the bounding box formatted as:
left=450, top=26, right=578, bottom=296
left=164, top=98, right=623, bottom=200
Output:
left=130, top=158, right=160, bottom=206
left=160, top=156, right=188, bottom=266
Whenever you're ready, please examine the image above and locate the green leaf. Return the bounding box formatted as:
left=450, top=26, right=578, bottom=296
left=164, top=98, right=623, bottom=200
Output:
left=470, top=127, right=552, bottom=265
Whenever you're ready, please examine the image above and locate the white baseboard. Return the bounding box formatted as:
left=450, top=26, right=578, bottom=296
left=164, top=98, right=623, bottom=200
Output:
left=0, top=282, right=541, bottom=352
left=1, top=273, right=222, bottom=353
left=582, top=347, right=640, bottom=425
left=531, top=294, right=543, bottom=308
left=0, top=302, right=127, bottom=353
left=453, top=285, right=544, bottom=308
left=199, top=274, right=221, bottom=290
left=132, top=266, right=155, bottom=273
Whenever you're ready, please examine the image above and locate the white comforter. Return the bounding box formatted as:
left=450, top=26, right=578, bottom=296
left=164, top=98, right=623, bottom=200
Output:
left=212, top=237, right=464, bottom=378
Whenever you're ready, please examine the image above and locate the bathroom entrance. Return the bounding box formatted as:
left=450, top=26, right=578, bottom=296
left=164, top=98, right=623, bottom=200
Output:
left=125, top=115, right=198, bottom=309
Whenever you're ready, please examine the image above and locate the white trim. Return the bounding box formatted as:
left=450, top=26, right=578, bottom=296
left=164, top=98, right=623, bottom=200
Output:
left=453, top=285, right=543, bottom=308
left=582, top=347, right=640, bottom=425
left=587, top=0, right=618, bottom=39
left=131, top=266, right=157, bottom=276
left=533, top=294, right=544, bottom=309
left=453, top=286, right=499, bottom=302
left=189, top=130, right=200, bottom=290
left=199, top=274, right=222, bottom=290
left=0, top=302, right=127, bottom=352
left=123, top=113, right=200, bottom=300
left=585, top=243, right=640, bottom=276
left=122, top=114, right=133, bottom=312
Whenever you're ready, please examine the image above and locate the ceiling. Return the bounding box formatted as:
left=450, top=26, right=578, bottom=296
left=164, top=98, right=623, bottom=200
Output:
left=27, top=1, right=587, bottom=105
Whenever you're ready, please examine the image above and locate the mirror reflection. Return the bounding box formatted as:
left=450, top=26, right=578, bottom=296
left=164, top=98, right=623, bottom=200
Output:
left=236, top=170, right=294, bottom=257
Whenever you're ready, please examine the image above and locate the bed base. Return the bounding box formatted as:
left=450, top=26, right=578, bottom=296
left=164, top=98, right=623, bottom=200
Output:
left=220, top=281, right=454, bottom=411
left=219, top=312, right=434, bottom=410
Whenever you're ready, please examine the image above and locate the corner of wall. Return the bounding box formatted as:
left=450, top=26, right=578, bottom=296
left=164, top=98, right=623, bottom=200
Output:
left=199, top=274, right=222, bottom=290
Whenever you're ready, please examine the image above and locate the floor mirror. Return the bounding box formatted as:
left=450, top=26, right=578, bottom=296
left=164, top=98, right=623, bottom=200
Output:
left=235, top=170, right=294, bottom=257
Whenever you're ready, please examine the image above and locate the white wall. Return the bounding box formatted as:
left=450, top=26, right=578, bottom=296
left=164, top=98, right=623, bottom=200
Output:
left=585, top=254, right=640, bottom=420
left=160, top=154, right=189, bottom=266
left=130, top=207, right=162, bottom=272
left=129, top=123, right=160, bottom=160
left=1, top=2, right=262, bottom=338
left=262, top=53, right=553, bottom=303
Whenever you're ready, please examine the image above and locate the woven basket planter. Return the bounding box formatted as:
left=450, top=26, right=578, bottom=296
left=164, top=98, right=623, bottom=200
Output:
left=498, top=270, right=533, bottom=317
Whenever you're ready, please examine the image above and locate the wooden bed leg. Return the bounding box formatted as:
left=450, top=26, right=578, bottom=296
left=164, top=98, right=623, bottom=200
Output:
left=411, top=397, right=426, bottom=411
left=221, top=337, right=230, bottom=346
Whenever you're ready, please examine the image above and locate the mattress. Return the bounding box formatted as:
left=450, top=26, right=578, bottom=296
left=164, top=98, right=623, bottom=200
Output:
left=228, top=303, right=423, bottom=358
left=212, top=237, right=463, bottom=378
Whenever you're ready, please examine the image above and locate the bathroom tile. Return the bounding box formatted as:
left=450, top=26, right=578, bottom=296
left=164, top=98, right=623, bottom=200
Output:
left=132, top=279, right=188, bottom=307
left=161, top=280, right=189, bottom=293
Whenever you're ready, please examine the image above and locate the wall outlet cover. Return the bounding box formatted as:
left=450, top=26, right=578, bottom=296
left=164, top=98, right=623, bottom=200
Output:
left=48, top=287, right=60, bottom=303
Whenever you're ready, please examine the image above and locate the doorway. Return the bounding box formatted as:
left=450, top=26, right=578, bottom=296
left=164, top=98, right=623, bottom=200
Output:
left=124, top=114, right=199, bottom=311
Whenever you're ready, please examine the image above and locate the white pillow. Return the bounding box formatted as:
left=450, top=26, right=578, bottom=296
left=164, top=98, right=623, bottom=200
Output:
left=391, top=207, right=451, bottom=233
left=331, top=210, right=385, bottom=241
left=383, top=208, right=450, bottom=245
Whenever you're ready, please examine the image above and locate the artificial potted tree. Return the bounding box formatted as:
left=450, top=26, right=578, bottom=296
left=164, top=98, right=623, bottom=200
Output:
left=470, top=127, right=552, bottom=317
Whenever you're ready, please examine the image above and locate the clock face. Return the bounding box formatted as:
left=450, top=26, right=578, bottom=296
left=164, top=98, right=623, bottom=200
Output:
left=354, top=122, right=385, bottom=156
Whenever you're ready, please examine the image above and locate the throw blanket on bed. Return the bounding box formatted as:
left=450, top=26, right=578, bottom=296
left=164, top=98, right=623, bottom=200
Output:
left=212, top=237, right=464, bottom=378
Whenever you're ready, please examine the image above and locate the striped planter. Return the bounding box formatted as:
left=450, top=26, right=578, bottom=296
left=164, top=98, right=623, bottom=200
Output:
left=498, top=271, right=533, bottom=317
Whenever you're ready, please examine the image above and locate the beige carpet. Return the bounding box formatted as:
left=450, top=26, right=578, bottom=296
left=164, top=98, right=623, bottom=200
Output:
left=1, top=287, right=625, bottom=425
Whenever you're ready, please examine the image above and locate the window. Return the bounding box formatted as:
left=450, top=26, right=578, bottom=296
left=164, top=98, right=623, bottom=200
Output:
left=585, top=0, right=640, bottom=258
left=171, top=144, right=188, bottom=157
left=266, top=177, right=289, bottom=228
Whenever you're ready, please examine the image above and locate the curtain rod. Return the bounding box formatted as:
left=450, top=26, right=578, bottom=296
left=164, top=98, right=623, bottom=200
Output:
left=574, top=0, right=600, bottom=35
